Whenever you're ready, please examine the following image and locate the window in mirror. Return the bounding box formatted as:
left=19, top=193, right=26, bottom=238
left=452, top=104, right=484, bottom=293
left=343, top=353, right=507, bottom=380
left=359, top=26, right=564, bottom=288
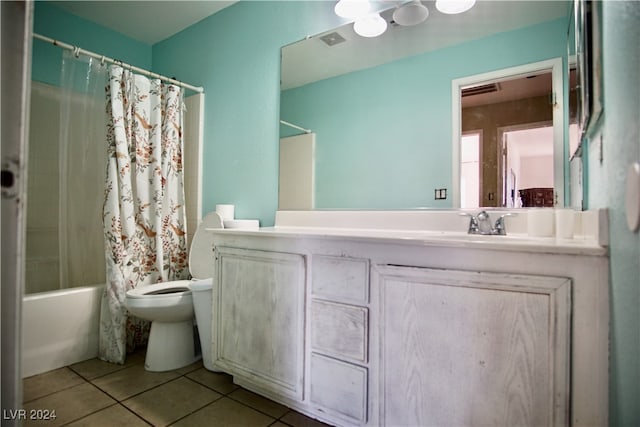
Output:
left=460, top=132, right=481, bottom=209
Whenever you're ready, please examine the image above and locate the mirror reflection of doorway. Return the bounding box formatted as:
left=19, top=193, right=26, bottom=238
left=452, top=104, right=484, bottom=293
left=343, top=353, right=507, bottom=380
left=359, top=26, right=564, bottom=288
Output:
left=500, top=124, right=554, bottom=208
left=453, top=58, right=563, bottom=208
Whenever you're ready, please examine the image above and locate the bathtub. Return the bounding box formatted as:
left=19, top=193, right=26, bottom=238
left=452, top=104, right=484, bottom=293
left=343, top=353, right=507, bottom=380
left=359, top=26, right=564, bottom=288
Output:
left=22, top=284, right=103, bottom=377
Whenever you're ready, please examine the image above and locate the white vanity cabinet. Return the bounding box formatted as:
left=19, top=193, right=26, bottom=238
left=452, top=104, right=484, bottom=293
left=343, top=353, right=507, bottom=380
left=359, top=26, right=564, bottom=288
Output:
left=209, top=226, right=609, bottom=427
left=371, top=265, right=571, bottom=426
left=212, top=246, right=305, bottom=400
left=308, top=255, right=370, bottom=424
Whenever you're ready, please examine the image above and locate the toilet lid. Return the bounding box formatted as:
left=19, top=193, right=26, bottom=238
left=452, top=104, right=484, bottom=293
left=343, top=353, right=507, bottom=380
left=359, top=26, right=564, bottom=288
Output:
left=188, top=211, right=223, bottom=279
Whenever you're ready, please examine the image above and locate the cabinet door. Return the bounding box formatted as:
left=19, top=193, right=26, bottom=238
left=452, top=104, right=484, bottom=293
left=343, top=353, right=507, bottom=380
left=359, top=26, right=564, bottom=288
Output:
left=372, top=266, right=570, bottom=427
left=214, top=247, right=305, bottom=400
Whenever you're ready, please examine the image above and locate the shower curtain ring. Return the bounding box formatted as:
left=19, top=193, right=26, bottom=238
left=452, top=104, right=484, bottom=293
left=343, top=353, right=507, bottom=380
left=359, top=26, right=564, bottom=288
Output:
left=100, top=55, right=106, bottom=66
left=73, top=46, right=80, bottom=58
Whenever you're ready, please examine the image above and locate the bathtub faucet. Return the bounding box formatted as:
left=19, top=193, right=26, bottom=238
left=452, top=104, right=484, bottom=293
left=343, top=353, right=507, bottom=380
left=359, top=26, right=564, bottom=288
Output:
left=460, top=211, right=515, bottom=235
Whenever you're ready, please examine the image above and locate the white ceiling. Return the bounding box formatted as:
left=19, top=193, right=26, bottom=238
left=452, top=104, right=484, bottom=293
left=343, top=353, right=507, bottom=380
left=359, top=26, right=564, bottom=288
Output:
left=51, top=1, right=237, bottom=45
left=282, top=1, right=570, bottom=90
left=507, top=126, right=554, bottom=158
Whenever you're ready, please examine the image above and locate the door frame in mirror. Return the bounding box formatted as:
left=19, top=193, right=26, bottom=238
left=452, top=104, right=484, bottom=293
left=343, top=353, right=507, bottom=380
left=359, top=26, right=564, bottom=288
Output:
left=451, top=58, right=565, bottom=208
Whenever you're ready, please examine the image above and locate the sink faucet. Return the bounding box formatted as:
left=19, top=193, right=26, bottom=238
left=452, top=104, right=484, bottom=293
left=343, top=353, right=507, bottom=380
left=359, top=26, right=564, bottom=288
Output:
left=460, top=211, right=515, bottom=235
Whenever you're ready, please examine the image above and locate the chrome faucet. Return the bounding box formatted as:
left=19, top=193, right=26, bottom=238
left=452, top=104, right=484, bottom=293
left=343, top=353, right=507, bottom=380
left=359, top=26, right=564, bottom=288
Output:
left=460, top=211, right=515, bottom=235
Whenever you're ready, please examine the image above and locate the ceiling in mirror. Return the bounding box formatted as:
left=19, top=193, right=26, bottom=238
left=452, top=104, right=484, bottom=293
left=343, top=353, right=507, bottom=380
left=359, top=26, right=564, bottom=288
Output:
left=282, top=1, right=569, bottom=90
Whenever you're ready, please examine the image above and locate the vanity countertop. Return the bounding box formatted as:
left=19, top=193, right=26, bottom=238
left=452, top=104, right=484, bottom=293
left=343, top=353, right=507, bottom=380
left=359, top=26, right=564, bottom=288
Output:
left=206, top=209, right=609, bottom=256
left=207, top=226, right=608, bottom=256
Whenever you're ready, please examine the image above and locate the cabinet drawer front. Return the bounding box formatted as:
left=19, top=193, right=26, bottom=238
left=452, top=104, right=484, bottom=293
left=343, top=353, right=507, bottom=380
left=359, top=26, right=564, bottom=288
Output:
left=312, top=255, right=369, bottom=303
left=310, top=353, right=368, bottom=423
left=311, top=300, right=368, bottom=363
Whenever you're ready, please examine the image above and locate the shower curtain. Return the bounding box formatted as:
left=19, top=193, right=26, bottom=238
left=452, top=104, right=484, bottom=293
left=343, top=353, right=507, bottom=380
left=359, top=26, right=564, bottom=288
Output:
left=100, top=65, right=189, bottom=364
left=58, top=51, right=108, bottom=288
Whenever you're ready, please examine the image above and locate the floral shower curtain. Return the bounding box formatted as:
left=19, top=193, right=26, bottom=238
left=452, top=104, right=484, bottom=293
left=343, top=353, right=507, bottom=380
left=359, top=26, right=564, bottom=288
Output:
left=99, top=65, right=189, bottom=364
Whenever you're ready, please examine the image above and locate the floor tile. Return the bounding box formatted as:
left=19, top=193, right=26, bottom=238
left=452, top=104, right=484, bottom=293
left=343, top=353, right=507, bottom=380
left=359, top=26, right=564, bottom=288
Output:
left=124, top=350, right=147, bottom=366
left=228, top=388, right=289, bottom=418
left=91, top=364, right=180, bottom=401
left=269, top=422, right=289, bottom=427
left=122, top=377, right=222, bottom=426
left=175, top=359, right=204, bottom=376
left=185, top=367, right=239, bottom=395
left=280, top=410, right=331, bottom=427
left=23, top=367, right=85, bottom=403
left=65, top=404, right=150, bottom=427
left=171, top=397, right=274, bottom=427
left=69, top=358, right=129, bottom=381
left=22, top=382, right=116, bottom=427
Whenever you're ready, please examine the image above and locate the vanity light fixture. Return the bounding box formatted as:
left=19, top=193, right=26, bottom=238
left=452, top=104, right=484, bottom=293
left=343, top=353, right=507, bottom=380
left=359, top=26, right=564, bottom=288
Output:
left=435, top=0, right=476, bottom=15
left=334, top=0, right=371, bottom=19
left=354, top=13, right=388, bottom=37
left=393, top=0, right=430, bottom=26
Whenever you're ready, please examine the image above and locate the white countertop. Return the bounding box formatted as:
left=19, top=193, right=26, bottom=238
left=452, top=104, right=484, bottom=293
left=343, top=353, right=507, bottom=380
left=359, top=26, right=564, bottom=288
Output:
left=207, top=225, right=608, bottom=256
left=205, top=209, right=609, bottom=256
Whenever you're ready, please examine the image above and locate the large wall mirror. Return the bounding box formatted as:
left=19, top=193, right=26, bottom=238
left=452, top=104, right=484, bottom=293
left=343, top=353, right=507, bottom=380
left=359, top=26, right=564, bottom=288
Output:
left=279, top=0, right=573, bottom=210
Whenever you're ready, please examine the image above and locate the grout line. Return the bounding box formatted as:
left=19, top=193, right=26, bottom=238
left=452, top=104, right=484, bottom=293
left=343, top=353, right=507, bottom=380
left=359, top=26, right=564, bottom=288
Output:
left=22, top=369, right=88, bottom=404
left=58, top=402, right=118, bottom=427
left=118, top=402, right=155, bottom=426
left=29, top=357, right=327, bottom=427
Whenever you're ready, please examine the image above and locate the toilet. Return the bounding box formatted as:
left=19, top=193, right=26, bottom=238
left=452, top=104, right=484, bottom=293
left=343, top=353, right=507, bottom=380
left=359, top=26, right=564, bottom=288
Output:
left=125, top=212, right=223, bottom=372
left=190, top=278, right=217, bottom=371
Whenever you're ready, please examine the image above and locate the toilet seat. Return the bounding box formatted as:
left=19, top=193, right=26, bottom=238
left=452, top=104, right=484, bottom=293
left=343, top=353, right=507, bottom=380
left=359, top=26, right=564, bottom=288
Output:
left=126, top=281, right=192, bottom=298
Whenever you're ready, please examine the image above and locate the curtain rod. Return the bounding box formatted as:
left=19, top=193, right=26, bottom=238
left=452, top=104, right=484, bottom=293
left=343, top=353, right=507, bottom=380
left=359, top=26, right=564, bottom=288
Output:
left=280, top=120, right=311, bottom=134
left=32, top=33, right=204, bottom=94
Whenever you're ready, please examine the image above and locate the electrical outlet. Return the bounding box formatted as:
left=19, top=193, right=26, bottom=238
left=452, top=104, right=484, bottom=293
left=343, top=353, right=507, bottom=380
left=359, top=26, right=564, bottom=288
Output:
left=434, top=188, right=447, bottom=200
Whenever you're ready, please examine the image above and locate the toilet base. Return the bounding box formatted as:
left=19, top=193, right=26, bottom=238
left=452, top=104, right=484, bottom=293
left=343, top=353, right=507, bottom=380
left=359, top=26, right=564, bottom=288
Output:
left=144, top=320, right=200, bottom=372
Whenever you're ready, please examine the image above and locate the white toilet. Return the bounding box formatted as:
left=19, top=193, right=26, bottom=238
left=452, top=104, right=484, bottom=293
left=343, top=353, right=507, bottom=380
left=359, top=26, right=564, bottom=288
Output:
left=190, top=278, right=217, bottom=371
left=125, top=212, right=222, bottom=372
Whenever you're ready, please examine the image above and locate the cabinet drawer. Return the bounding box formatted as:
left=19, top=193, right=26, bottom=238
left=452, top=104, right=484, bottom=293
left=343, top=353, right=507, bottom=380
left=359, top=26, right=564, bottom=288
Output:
left=311, top=300, right=368, bottom=363
left=312, top=255, right=369, bottom=303
left=310, top=353, right=368, bottom=424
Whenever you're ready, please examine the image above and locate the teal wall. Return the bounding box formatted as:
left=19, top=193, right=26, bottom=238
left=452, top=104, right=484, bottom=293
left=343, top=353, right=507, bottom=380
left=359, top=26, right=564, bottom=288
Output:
left=152, top=1, right=342, bottom=225
left=586, top=2, right=640, bottom=426
left=281, top=18, right=568, bottom=209
left=32, top=2, right=152, bottom=87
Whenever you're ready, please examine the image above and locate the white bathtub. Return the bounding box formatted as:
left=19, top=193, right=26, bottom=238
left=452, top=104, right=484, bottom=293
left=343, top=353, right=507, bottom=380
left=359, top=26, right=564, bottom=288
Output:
left=22, top=284, right=103, bottom=377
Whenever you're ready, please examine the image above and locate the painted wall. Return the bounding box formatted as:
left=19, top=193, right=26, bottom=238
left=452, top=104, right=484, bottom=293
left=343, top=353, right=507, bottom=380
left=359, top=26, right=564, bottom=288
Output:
left=281, top=19, right=566, bottom=209
left=32, top=2, right=152, bottom=86
left=586, top=2, right=640, bottom=425
left=153, top=1, right=342, bottom=225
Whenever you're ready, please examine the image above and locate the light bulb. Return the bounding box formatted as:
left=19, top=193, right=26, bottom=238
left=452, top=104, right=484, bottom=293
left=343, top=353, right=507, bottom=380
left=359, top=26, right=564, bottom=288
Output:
left=335, top=0, right=371, bottom=19
left=353, top=13, right=388, bottom=38
left=393, top=0, right=429, bottom=26
left=435, top=0, right=476, bottom=15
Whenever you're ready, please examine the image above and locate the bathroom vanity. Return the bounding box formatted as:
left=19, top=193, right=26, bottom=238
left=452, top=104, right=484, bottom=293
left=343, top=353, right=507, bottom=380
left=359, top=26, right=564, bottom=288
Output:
left=208, top=210, right=609, bottom=427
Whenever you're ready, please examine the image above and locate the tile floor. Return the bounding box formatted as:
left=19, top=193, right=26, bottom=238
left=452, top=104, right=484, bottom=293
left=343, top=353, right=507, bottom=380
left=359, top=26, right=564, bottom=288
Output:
left=22, top=351, right=330, bottom=427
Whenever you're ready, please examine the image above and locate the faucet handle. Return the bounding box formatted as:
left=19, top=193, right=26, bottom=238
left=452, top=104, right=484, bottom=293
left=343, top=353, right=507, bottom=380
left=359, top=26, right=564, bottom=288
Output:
left=494, top=212, right=517, bottom=235
left=460, top=212, right=479, bottom=233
